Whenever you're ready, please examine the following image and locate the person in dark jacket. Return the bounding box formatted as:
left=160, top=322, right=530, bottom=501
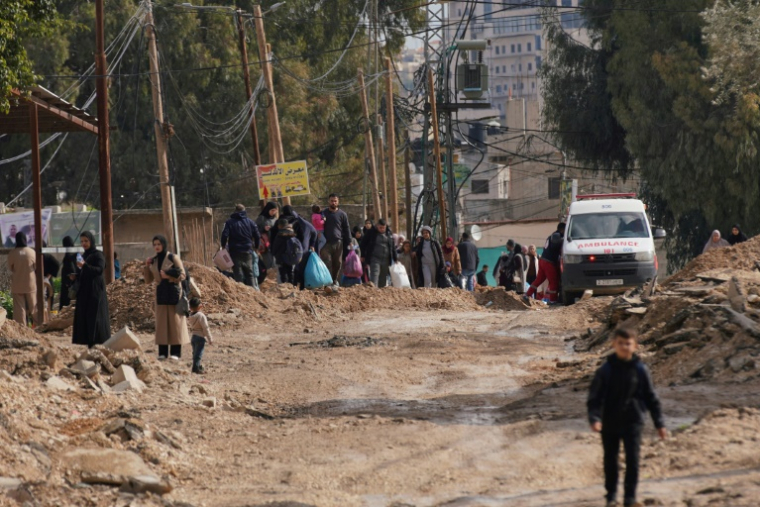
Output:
left=41, top=241, right=60, bottom=314
left=275, top=206, right=318, bottom=252
left=493, top=239, right=515, bottom=286
left=457, top=232, right=479, bottom=291
left=272, top=220, right=299, bottom=285
left=588, top=328, right=667, bottom=507
left=72, top=231, right=110, bottom=348
left=319, top=193, right=352, bottom=284
left=413, top=226, right=445, bottom=288
left=476, top=265, right=489, bottom=287
left=221, top=204, right=261, bottom=287
left=727, top=224, right=748, bottom=246
left=361, top=219, right=398, bottom=288
left=59, top=236, right=79, bottom=310
left=525, top=223, right=565, bottom=303
left=256, top=202, right=279, bottom=270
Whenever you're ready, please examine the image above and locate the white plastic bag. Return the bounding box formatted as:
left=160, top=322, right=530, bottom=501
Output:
left=390, top=263, right=411, bottom=289
left=213, top=248, right=234, bottom=271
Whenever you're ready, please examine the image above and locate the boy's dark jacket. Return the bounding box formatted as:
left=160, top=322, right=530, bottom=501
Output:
left=587, top=354, right=665, bottom=431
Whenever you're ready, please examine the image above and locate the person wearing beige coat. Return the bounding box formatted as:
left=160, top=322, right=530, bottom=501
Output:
left=7, top=231, right=38, bottom=326
left=143, top=235, right=189, bottom=359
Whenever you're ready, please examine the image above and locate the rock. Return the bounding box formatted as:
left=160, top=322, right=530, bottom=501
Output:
left=748, top=294, right=760, bottom=304
left=625, top=307, right=648, bottom=315
left=62, top=448, right=153, bottom=481
left=96, top=379, right=112, bottom=393
left=655, top=328, right=700, bottom=348
left=41, top=349, right=58, bottom=369
left=45, top=376, right=77, bottom=391
left=580, top=290, right=593, bottom=301
left=103, top=326, right=141, bottom=352
left=728, top=354, right=755, bottom=373
left=1, top=370, right=19, bottom=383
left=79, top=349, right=115, bottom=374
left=728, top=277, right=746, bottom=313
left=112, top=365, right=138, bottom=386
left=112, top=380, right=145, bottom=393
left=201, top=397, right=217, bottom=408
left=71, top=359, right=99, bottom=378
left=662, top=342, right=687, bottom=355
left=0, top=477, right=22, bottom=489
left=102, top=419, right=145, bottom=442
left=120, top=475, right=173, bottom=495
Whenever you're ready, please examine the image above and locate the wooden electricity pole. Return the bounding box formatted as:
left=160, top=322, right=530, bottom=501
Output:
left=404, top=132, right=412, bottom=240
left=145, top=3, right=177, bottom=253
left=28, top=104, right=45, bottom=324
left=427, top=68, right=447, bottom=241
left=377, top=115, right=388, bottom=220
left=95, top=0, right=115, bottom=282
left=235, top=10, right=261, bottom=167
left=253, top=5, right=289, bottom=205
left=385, top=57, right=399, bottom=229
left=358, top=69, right=382, bottom=218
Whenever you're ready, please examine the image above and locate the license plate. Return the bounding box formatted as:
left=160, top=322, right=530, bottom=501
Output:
left=597, top=279, right=624, bottom=286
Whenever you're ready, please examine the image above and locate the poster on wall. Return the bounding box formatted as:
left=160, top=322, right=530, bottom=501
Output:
left=256, top=160, right=310, bottom=200
left=0, top=209, right=52, bottom=248
left=559, top=179, right=578, bottom=219
left=49, top=211, right=102, bottom=247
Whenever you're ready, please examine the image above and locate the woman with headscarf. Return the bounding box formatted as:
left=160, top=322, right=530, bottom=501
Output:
left=525, top=244, right=539, bottom=288
left=442, top=237, right=462, bottom=288
left=143, top=235, right=189, bottom=360
left=703, top=230, right=730, bottom=253
left=7, top=232, right=38, bottom=326
left=727, top=225, right=748, bottom=246
left=413, top=226, right=445, bottom=288
left=256, top=202, right=279, bottom=270
left=398, top=240, right=417, bottom=289
left=59, top=236, right=79, bottom=310
left=72, top=231, right=110, bottom=347
left=508, top=244, right=527, bottom=294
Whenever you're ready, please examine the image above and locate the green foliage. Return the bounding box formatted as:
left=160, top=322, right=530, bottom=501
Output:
left=0, top=291, right=13, bottom=319
left=0, top=0, right=60, bottom=113
left=540, top=0, right=760, bottom=272
left=0, top=0, right=423, bottom=212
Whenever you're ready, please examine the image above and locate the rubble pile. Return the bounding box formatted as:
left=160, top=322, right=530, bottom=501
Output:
left=474, top=286, right=533, bottom=311
left=669, top=234, right=760, bottom=283
left=576, top=243, right=760, bottom=384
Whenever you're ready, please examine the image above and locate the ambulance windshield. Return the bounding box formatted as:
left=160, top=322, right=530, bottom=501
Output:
left=568, top=212, right=649, bottom=240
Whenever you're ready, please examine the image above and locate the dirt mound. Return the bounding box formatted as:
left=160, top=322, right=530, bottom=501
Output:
left=1, top=319, right=41, bottom=341
left=474, top=287, right=531, bottom=311
left=668, top=234, right=760, bottom=284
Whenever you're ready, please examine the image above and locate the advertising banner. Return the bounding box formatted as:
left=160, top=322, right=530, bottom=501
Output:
left=49, top=211, right=102, bottom=247
left=0, top=209, right=52, bottom=248
left=256, top=160, right=310, bottom=200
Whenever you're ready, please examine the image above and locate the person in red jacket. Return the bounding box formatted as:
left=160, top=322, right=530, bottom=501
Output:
left=525, top=222, right=565, bottom=302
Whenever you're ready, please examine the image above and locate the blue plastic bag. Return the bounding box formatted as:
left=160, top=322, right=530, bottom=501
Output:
left=304, top=251, right=333, bottom=289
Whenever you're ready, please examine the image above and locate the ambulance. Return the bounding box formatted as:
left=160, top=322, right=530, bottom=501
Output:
left=560, top=194, right=666, bottom=304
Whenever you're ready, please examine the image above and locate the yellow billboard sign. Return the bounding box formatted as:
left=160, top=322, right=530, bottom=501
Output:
left=255, top=160, right=310, bottom=200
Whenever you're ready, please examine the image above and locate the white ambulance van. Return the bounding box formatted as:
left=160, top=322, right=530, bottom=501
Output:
left=561, top=194, right=666, bottom=303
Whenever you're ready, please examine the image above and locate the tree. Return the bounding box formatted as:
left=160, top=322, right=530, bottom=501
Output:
left=540, top=0, right=760, bottom=271
left=0, top=0, right=60, bottom=113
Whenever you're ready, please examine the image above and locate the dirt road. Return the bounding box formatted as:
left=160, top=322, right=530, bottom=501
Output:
left=34, top=304, right=757, bottom=507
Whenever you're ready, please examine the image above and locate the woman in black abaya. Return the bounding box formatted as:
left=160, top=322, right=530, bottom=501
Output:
left=72, top=231, right=110, bottom=347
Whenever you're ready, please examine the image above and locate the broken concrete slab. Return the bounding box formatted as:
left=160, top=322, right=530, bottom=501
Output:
left=728, top=277, right=746, bottom=313
left=103, top=326, right=141, bottom=352
left=45, top=376, right=76, bottom=392
left=112, top=379, right=145, bottom=393
left=70, top=359, right=99, bottom=378
left=120, top=475, right=172, bottom=495
left=112, top=365, right=138, bottom=386
left=0, top=477, right=22, bottom=490
left=61, top=448, right=153, bottom=480
left=201, top=397, right=217, bottom=408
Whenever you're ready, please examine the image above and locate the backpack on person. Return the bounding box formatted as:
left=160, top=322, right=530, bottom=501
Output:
left=283, top=236, right=304, bottom=266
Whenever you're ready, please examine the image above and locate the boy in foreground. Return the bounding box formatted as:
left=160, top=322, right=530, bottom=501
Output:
left=587, top=328, right=667, bottom=507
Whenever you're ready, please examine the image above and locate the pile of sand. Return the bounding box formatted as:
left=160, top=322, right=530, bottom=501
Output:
left=668, top=235, right=760, bottom=284
left=474, top=286, right=532, bottom=311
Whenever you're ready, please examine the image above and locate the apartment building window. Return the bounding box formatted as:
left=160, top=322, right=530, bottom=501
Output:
left=502, top=65, right=506, bottom=73
left=527, top=42, right=532, bottom=52
left=532, top=82, right=536, bottom=89
left=511, top=44, right=515, bottom=53
left=517, top=43, right=522, bottom=52
left=535, top=35, right=542, bottom=51
left=495, top=46, right=500, bottom=55
left=518, top=63, right=522, bottom=72
left=484, top=0, right=493, bottom=20
left=502, top=45, right=506, bottom=54
left=562, top=0, right=572, bottom=5
left=495, top=66, right=499, bottom=74
left=528, top=62, right=532, bottom=71
left=536, top=56, right=542, bottom=69
left=472, top=180, right=490, bottom=194
left=511, top=64, right=516, bottom=73
left=548, top=178, right=561, bottom=199
left=458, top=9, right=462, bottom=16
left=496, top=85, right=501, bottom=93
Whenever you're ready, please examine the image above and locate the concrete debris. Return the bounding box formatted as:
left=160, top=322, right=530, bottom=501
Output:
left=45, top=376, right=76, bottom=392
left=112, top=379, right=146, bottom=393
left=62, top=448, right=153, bottom=479
left=120, top=474, right=173, bottom=495
left=103, top=326, right=141, bottom=352
left=70, top=359, right=99, bottom=378
left=201, top=397, right=217, bottom=408
left=112, top=364, right=139, bottom=386
left=0, top=477, right=22, bottom=490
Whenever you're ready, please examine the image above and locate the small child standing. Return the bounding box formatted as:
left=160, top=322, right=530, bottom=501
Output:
left=311, top=205, right=325, bottom=253
left=188, top=297, right=213, bottom=374
left=587, top=328, right=667, bottom=507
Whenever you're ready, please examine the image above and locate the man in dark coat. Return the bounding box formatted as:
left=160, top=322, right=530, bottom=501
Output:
left=457, top=232, right=479, bottom=291
left=221, top=204, right=261, bottom=287
left=72, top=231, right=110, bottom=348
left=319, top=193, right=351, bottom=284
left=360, top=219, right=398, bottom=288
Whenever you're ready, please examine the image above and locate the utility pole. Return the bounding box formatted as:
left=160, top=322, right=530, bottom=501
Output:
left=404, top=131, right=412, bottom=240
left=29, top=104, right=45, bottom=325
left=427, top=68, right=447, bottom=241
left=253, top=5, right=290, bottom=206
left=385, top=57, right=398, bottom=229
left=145, top=2, right=177, bottom=253
left=95, top=0, right=115, bottom=282
left=235, top=11, right=261, bottom=166
left=377, top=115, right=388, bottom=220
left=358, top=69, right=382, bottom=218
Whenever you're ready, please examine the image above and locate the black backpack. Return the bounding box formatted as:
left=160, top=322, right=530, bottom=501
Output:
left=283, top=236, right=304, bottom=266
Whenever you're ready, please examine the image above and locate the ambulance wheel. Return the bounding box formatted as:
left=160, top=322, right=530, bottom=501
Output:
left=561, top=289, right=580, bottom=306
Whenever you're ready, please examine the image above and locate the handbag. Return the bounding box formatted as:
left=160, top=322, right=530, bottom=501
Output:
left=68, top=280, right=80, bottom=300
left=176, top=285, right=189, bottom=317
